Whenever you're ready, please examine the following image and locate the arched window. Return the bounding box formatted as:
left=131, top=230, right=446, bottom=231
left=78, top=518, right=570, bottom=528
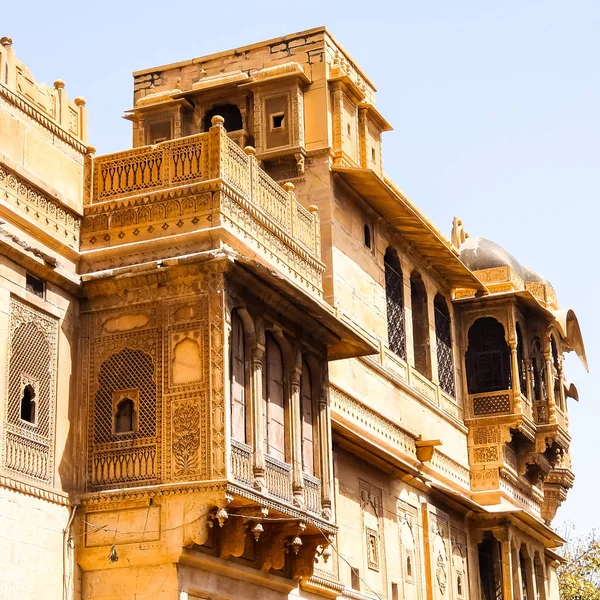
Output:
left=202, top=104, right=243, bottom=132
left=230, top=311, right=246, bottom=442
left=466, top=317, right=511, bottom=394
left=364, top=224, right=372, bottom=249
left=516, top=323, right=528, bottom=397
left=434, top=294, right=455, bottom=397
left=519, top=549, right=529, bottom=600
left=20, top=384, right=36, bottom=424
left=531, top=338, right=545, bottom=402
left=264, top=332, right=286, bottom=462
left=300, top=360, right=315, bottom=475
left=384, top=248, right=406, bottom=360
left=411, top=272, right=430, bottom=378
left=115, top=398, right=135, bottom=433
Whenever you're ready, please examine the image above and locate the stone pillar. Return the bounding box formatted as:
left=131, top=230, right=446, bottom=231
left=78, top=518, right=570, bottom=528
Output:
left=524, top=359, right=534, bottom=403
left=74, top=97, right=88, bottom=144
left=557, top=355, right=567, bottom=424
left=426, top=283, right=439, bottom=388
left=0, top=37, right=16, bottom=88
left=544, top=351, right=556, bottom=423
left=511, top=543, right=523, bottom=600
left=251, top=344, right=266, bottom=491
left=493, top=528, right=515, bottom=600
left=509, top=340, right=522, bottom=413
left=289, top=363, right=304, bottom=507
left=209, top=115, right=225, bottom=179
left=523, top=549, right=537, bottom=600
left=318, top=386, right=333, bottom=520
left=53, top=79, right=66, bottom=127
left=403, top=271, right=415, bottom=369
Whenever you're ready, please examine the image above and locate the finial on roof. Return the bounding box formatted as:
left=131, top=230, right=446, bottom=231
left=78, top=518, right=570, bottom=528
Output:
left=451, top=216, right=469, bottom=250
left=0, top=37, right=13, bottom=48
left=53, top=79, right=65, bottom=90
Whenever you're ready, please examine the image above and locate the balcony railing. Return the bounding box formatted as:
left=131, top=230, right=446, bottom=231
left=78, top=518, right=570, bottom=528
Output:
left=230, top=440, right=322, bottom=514
left=84, top=119, right=324, bottom=294
left=469, top=390, right=513, bottom=417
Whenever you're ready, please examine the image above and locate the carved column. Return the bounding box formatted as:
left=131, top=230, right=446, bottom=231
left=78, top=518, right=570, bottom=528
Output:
left=557, top=355, right=567, bottom=424
left=492, top=527, right=514, bottom=600
left=251, top=344, right=266, bottom=491
left=403, top=271, right=415, bottom=370
left=509, top=340, right=522, bottom=413
left=318, top=388, right=333, bottom=520
left=544, top=351, right=556, bottom=423
left=523, top=548, right=537, bottom=600
left=511, top=543, right=523, bottom=600
left=290, top=364, right=304, bottom=507
left=524, top=359, right=534, bottom=403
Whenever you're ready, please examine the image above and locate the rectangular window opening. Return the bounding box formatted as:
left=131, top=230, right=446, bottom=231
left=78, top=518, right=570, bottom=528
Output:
left=26, top=273, right=45, bottom=299
left=271, top=113, right=285, bottom=130
left=350, top=567, right=361, bottom=591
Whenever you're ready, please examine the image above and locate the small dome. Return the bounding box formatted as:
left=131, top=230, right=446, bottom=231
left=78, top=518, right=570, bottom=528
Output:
left=458, top=237, right=524, bottom=276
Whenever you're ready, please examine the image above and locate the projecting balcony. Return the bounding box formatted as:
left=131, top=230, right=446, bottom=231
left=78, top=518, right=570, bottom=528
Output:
left=81, top=117, right=325, bottom=297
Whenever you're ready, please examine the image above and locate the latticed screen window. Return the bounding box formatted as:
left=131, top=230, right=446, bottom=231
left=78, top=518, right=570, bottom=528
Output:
left=466, top=318, right=511, bottom=394
left=230, top=311, right=246, bottom=443
left=384, top=248, right=406, bottom=360
left=9, top=323, right=51, bottom=434
left=94, top=348, right=156, bottom=444
left=434, top=295, right=456, bottom=397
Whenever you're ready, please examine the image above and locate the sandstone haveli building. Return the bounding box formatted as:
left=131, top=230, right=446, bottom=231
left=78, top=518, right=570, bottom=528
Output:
left=0, top=27, right=587, bottom=600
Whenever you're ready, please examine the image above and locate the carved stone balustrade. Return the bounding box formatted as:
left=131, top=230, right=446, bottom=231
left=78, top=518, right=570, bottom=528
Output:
left=82, top=118, right=325, bottom=297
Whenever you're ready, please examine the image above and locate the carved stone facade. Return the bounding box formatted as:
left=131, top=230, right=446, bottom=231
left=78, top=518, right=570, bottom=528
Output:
left=0, top=26, right=580, bottom=600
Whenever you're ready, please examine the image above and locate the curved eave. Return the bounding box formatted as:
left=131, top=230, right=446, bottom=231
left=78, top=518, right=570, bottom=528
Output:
left=332, top=166, right=485, bottom=292
left=551, top=308, right=589, bottom=372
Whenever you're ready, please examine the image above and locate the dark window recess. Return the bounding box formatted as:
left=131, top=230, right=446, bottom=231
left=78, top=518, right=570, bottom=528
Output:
left=272, top=113, right=285, bottom=129
left=411, top=272, right=430, bottom=379
left=520, top=550, right=529, bottom=600
left=20, top=384, right=36, bottom=424
left=364, top=224, right=372, bottom=249
left=466, top=317, right=511, bottom=394
left=350, top=567, right=361, bottom=591
left=202, top=104, right=243, bottom=132
left=391, top=582, right=399, bottom=600
left=435, top=294, right=455, bottom=397
left=406, top=555, right=413, bottom=578
left=531, top=338, right=545, bottom=402
left=26, top=273, right=45, bottom=298
left=372, top=147, right=376, bottom=161
left=384, top=248, right=406, bottom=360
left=457, top=574, right=463, bottom=596
left=478, top=536, right=503, bottom=600
left=115, top=398, right=135, bottom=433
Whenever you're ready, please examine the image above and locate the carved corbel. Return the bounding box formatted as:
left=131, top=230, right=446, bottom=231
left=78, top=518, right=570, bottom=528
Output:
left=182, top=501, right=213, bottom=548
left=257, top=527, right=288, bottom=572
left=292, top=535, right=323, bottom=581
left=220, top=516, right=248, bottom=559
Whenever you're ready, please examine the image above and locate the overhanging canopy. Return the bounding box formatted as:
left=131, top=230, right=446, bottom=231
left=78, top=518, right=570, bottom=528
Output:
left=332, top=166, right=485, bottom=291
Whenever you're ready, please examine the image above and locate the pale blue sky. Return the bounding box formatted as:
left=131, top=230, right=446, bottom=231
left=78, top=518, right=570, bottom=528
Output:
left=4, top=1, right=598, bottom=534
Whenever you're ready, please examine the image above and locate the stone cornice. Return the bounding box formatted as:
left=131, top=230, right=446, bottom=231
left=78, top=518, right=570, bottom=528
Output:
left=0, top=475, right=72, bottom=506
